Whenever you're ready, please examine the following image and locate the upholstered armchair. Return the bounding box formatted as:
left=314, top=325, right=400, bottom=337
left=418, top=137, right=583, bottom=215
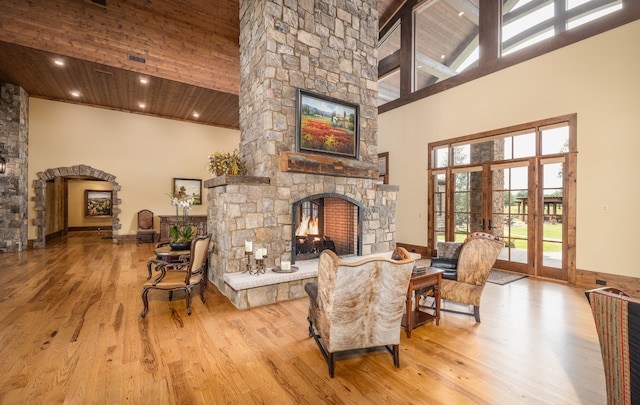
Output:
left=436, top=232, right=503, bottom=322
left=304, top=247, right=415, bottom=377
left=585, top=287, right=640, bottom=404
left=140, top=234, right=211, bottom=317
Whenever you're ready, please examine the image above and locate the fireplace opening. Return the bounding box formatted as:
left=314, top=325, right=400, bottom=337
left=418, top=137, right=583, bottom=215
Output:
left=292, top=194, right=361, bottom=262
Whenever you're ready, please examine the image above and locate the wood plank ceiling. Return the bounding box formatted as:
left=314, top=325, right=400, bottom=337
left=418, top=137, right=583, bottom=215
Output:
left=0, top=0, right=405, bottom=130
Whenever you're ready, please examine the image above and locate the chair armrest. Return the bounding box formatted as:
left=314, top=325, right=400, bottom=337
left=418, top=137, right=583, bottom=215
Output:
left=305, top=282, right=318, bottom=305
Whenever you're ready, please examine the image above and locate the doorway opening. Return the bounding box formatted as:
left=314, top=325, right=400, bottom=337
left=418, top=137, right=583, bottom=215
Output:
left=32, top=165, right=120, bottom=248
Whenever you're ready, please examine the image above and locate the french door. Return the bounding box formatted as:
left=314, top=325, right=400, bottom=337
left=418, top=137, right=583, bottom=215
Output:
left=428, top=115, right=576, bottom=281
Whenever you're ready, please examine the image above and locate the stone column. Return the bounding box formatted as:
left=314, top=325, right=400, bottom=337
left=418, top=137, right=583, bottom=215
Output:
left=0, top=83, right=29, bottom=252
left=238, top=0, right=380, bottom=177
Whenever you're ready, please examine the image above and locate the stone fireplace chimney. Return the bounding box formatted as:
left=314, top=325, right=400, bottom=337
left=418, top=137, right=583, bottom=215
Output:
left=206, top=0, right=401, bottom=309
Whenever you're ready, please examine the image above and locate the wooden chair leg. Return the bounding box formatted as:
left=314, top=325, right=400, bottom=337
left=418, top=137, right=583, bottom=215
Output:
left=140, top=287, right=150, bottom=318
left=185, top=288, right=192, bottom=315
left=200, top=279, right=206, bottom=303
left=328, top=353, right=335, bottom=378
left=392, top=344, right=400, bottom=368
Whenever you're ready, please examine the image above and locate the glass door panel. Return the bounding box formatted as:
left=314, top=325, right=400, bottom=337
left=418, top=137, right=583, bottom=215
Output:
left=539, top=160, right=566, bottom=278
left=453, top=170, right=483, bottom=242
left=492, top=163, right=532, bottom=272
left=433, top=172, right=446, bottom=243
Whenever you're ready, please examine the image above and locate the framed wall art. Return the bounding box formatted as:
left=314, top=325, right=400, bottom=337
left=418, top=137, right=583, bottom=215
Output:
left=173, top=178, right=202, bottom=205
left=85, top=190, right=113, bottom=217
left=296, top=88, right=360, bottom=159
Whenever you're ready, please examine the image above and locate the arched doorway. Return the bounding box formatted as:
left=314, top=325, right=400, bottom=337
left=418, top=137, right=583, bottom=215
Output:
left=32, top=165, right=121, bottom=248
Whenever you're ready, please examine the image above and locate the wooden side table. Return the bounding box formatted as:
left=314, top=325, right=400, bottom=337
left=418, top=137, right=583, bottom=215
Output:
left=402, top=267, right=443, bottom=338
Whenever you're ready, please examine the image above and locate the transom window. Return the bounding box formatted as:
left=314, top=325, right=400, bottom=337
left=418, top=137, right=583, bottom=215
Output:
left=378, top=0, right=637, bottom=109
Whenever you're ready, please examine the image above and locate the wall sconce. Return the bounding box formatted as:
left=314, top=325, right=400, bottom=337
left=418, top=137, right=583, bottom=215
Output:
left=0, top=156, right=5, bottom=174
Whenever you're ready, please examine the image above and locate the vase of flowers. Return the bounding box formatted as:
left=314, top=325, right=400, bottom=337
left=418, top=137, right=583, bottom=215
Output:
left=169, top=188, right=195, bottom=250
left=208, top=149, right=247, bottom=176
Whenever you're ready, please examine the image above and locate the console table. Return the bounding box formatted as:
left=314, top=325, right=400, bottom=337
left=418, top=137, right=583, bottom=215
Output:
left=158, top=215, right=207, bottom=242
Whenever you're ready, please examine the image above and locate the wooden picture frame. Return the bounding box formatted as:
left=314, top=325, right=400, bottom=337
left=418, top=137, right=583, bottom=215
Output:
left=296, top=88, right=360, bottom=159
left=85, top=190, right=113, bottom=217
left=173, top=178, right=202, bottom=205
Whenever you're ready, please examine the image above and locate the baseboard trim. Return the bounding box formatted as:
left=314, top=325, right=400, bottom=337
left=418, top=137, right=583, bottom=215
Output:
left=575, top=269, right=640, bottom=295
left=68, top=226, right=113, bottom=231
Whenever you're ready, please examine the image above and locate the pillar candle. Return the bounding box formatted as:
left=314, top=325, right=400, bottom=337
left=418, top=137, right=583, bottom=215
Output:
left=245, top=240, right=252, bottom=252
left=255, top=249, right=263, bottom=260
left=281, top=261, right=291, bottom=270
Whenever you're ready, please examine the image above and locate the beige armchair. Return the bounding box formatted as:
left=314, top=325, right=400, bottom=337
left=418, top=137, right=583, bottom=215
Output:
left=438, top=232, right=503, bottom=322
left=140, top=235, right=211, bottom=317
left=304, top=247, right=415, bottom=377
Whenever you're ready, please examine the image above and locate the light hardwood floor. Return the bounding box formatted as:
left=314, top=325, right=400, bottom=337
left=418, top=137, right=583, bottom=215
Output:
left=0, top=232, right=605, bottom=404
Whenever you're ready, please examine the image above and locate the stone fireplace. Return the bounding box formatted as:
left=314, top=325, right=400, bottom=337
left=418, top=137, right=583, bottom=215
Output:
left=205, top=0, right=399, bottom=310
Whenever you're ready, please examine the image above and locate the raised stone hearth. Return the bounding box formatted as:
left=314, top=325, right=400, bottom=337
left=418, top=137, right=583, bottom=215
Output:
left=222, top=251, right=419, bottom=310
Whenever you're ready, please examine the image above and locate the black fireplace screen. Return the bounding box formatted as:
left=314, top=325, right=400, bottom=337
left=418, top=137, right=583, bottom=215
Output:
left=291, top=194, right=361, bottom=262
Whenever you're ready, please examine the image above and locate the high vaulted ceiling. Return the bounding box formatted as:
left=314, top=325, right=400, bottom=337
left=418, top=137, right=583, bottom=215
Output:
left=0, top=0, right=404, bottom=129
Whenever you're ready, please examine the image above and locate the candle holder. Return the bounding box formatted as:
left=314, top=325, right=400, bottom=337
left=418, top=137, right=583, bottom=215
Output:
left=255, top=255, right=267, bottom=274
left=244, top=252, right=267, bottom=275
left=244, top=251, right=253, bottom=273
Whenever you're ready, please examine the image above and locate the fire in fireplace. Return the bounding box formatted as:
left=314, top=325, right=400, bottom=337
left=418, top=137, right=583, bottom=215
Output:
left=291, top=194, right=361, bottom=262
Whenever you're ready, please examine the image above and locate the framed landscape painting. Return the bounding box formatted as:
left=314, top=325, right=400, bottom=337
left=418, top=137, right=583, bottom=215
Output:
left=296, top=89, right=360, bottom=159
left=85, top=190, right=112, bottom=217
left=173, top=178, right=202, bottom=205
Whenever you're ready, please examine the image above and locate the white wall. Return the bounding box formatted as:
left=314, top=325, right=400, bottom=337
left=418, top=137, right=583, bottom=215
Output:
left=28, top=99, right=240, bottom=239
left=379, top=20, right=640, bottom=277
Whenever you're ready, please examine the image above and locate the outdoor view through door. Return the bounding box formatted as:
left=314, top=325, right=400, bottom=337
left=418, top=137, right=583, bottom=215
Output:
left=428, top=115, right=576, bottom=281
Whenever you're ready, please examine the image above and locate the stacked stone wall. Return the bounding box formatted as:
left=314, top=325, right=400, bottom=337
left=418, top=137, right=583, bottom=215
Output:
left=0, top=83, right=28, bottom=252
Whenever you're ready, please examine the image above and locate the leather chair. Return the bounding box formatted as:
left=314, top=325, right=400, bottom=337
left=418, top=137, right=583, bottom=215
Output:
left=585, top=287, right=640, bottom=404
left=136, top=209, right=156, bottom=244
left=437, top=232, right=503, bottom=322
left=140, top=234, right=211, bottom=317
left=304, top=247, right=415, bottom=377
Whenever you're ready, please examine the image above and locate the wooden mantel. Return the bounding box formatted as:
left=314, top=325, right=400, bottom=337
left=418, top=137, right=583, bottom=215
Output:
left=280, top=152, right=377, bottom=179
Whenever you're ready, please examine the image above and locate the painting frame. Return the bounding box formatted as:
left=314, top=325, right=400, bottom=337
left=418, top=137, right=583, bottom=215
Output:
left=173, top=178, right=202, bottom=205
left=85, top=190, right=113, bottom=218
left=296, top=88, right=360, bottom=159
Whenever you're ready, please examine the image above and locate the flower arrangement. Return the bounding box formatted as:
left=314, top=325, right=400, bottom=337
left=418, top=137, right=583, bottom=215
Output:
left=169, top=188, right=195, bottom=244
left=208, top=149, right=247, bottom=176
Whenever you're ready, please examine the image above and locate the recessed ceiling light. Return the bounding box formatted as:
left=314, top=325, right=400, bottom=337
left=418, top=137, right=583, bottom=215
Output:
left=138, top=103, right=146, bottom=109
left=441, top=54, right=446, bottom=60
left=193, top=112, right=200, bottom=118
left=458, top=11, right=465, bottom=17
left=139, top=77, right=149, bottom=84
left=70, top=91, right=81, bottom=97
left=54, top=59, right=65, bottom=66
